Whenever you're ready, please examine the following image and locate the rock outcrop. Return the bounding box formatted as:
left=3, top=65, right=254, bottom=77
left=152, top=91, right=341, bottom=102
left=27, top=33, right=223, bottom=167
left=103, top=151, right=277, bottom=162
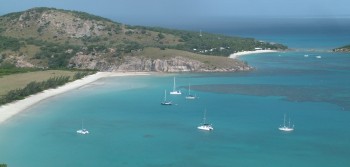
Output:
left=333, top=47, right=350, bottom=52
left=68, top=55, right=251, bottom=72
left=116, top=56, right=203, bottom=72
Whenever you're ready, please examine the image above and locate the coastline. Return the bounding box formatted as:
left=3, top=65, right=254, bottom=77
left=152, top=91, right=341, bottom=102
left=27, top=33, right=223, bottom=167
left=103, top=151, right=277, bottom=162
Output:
left=0, top=72, right=150, bottom=124
left=229, top=50, right=278, bottom=59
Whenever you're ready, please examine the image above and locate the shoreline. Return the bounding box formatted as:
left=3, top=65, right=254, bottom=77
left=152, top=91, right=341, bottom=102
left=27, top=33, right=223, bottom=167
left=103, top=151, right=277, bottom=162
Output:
left=0, top=72, right=150, bottom=124
left=229, top=50, right=278, bottom=59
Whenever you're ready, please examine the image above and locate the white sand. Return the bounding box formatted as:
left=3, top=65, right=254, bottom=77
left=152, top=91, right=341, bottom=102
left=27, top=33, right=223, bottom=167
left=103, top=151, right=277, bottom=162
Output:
left=0, top=72, right=150, bottom=123
left=229, top=50, right=278, bottom=59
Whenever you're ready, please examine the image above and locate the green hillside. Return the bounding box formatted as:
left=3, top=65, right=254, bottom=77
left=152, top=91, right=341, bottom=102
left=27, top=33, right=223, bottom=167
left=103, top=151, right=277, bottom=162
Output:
left=0, top=7, right=287, bottom=69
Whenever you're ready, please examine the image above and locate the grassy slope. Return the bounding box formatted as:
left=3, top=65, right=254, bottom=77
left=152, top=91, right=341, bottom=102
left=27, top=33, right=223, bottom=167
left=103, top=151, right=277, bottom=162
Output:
left=0, top=70, right=76, bottom=96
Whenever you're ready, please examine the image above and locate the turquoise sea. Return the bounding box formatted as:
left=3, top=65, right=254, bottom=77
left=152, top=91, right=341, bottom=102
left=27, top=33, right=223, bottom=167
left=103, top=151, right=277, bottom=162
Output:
left=1, top=26, right=350, bottom=166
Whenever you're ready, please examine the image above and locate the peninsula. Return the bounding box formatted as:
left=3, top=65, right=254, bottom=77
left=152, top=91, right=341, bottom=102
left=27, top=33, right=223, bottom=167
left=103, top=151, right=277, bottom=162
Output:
left=333, top=45, right=350, bottom=52
left=0, top=7, right=287, bottom=73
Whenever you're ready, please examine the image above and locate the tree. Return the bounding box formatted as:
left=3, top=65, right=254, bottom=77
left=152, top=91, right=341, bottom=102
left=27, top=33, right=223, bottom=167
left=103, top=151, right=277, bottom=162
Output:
left=0, top=76, right=71, bottom=105
left=157, top=33, right=165, bottom=39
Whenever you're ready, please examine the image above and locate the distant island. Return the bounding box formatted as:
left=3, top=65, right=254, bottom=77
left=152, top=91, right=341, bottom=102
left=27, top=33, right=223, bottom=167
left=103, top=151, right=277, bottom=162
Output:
left=333, top=45, right=350, bottom=52
left=0, top=7, right=287, bottom=72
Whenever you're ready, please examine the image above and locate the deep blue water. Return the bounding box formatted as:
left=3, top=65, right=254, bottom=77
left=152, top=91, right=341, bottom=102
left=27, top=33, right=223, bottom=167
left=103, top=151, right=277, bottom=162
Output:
left=166, top=17, right=350, bottom=50
left=1, top=20, right=350, bottom=166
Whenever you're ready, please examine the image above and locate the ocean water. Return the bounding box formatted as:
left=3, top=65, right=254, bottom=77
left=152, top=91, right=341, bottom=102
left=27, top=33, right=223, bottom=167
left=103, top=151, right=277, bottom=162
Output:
left=1, top=23, right=350, bottom=166
left=183, top=17, right=350, bottom=50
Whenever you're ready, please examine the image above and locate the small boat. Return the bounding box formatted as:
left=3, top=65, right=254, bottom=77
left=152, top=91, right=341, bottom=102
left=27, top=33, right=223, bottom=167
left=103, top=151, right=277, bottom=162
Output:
left=315, top=55, right=322, bottom=59
left=279, top=114, right=294, bottom=132
left=304, top=54, right=309, bottom=57
left=77, top=120, right=89, bottom=134
left=170, top=77, right=181, bottom=95
left=197, top=109, right=213, bottom=131
left=198, top=123, right=213, bottom=131
left=185, top=83, right=196, bottom=100
left=161, top=90, right=172, bottom=105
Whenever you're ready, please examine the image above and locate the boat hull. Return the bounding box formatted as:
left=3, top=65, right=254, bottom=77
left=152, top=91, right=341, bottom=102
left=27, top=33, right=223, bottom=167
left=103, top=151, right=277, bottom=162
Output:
left=278, top=127, right=294, bottom=132
left=185, top=96, right=196, bottom=99
left=197, top=125, right=213, bottom=131
left=161, top=102, right=172, bottom=105
left=170, top=91, right=181, bottom=95
left=77, top=129, right=89, bottom=134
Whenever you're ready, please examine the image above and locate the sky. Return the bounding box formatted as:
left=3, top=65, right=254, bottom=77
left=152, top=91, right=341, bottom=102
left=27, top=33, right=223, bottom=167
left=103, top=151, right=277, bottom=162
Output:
left=1, top=0, right=350, bottom=29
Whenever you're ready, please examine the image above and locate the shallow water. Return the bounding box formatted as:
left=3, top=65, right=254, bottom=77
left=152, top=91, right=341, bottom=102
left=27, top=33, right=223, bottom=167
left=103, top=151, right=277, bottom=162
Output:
left=1, top=50, right=350, bottom=166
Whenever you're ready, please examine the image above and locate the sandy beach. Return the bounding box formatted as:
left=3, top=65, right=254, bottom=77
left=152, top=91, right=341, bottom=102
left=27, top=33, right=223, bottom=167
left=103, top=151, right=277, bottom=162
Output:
left=229, top=50, right=278, bottom=59
left=0, top=72, right=150, bottom=124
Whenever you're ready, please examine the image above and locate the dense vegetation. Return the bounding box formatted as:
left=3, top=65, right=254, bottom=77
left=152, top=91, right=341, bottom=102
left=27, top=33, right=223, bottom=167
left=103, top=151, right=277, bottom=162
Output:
left=0, top=35, right=23, bottom=52
left=0, top=164, right=7, bottom=167
left=0, top=71, right=94, bottom=105
left=27, top=39, right=79, bottom=68
left=0, top=76, right=69, bottom=104
left=73, top=71, right=92, bottom=80
left=132, top=26, right=288, bottom=57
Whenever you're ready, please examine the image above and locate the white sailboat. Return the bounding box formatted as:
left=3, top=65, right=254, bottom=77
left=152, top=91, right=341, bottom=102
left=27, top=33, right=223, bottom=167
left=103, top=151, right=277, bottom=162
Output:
left=161, top=90, right=172, bottom=105
left=279, top=114, right=294, bottom=132
left=197, top=109, right=213, bottom=131
left=77, top=120, right=89, bottom=134
left=185, top=83, right=196, bottom=99
left=170, top=77, right=181, bottom=95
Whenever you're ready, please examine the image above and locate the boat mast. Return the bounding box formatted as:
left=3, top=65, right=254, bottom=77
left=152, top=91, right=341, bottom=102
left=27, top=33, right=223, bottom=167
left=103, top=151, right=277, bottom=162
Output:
left=288, top=118, right=291, bottom=128
left=203, top=109, right=207, bottom=124
left=173, top=77, right=176, bottom=92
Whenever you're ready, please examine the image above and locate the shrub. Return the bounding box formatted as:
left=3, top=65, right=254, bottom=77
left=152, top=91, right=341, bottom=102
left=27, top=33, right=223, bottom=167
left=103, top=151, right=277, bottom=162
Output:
left=0, top=36, right=23, bottom=52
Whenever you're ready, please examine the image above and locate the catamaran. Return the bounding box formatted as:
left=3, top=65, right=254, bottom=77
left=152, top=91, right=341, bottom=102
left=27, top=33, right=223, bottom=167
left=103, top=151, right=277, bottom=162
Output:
left=170, top=77, right=181, bottom=95
left=279, top=114, right=294, bottom=132
left=185, top=83, right=196, bottom=99
left=197, top=109, right=213, bottom=131
left=77, top=120, right=89, bottom=134
left=161, top=90, right=172, bottom=105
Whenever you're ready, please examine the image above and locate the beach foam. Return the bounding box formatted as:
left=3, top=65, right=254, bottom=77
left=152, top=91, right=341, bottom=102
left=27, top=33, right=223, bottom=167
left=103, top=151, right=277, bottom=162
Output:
left=0, top=72, right=150, bottom=123
left=229, top=50, right=278, bottom=59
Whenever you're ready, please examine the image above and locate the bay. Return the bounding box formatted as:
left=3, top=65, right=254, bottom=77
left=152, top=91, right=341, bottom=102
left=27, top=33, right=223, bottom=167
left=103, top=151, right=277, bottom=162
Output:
left=1, top=21, right=350, bottom=166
